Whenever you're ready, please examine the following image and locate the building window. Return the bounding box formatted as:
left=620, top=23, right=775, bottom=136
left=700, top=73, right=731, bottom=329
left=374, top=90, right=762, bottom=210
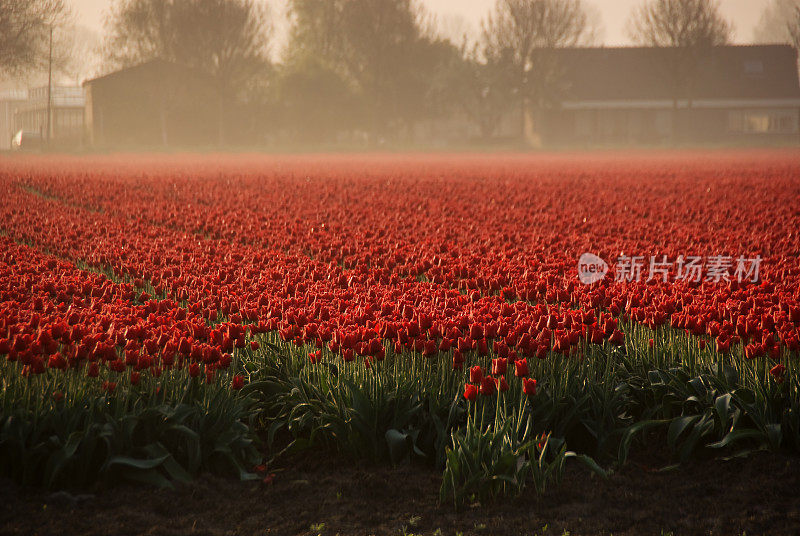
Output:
left=744, top=60, right=764, bottom=76
left=776, top=114, right=795, bottom=133
left=745, top=112, right=770, bottom=133
left=729, top=110, right=798, bottom=134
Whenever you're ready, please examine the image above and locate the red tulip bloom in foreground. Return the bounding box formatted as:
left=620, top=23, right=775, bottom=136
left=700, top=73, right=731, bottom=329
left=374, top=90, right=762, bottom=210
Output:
left=515, top=358, right=529, bottom=378
left=609, top=330, right=625, bottom=346
left=452, top=349, right=465, bottom=370
left=537, top=432, right=548, bottom=451
left=469, top=365, right=483, bottom=384
left=770, top=364, right=786, bottom=383
left=523, top=378, right=538, bottom=398
left=491, top=357, right=507, bottom=376
left=231, top=374, right=245, bottom=390
left=499, top=376, right=509, bottom=392
left=48, top=353, right=67, bottom=370
left=480, top=376, right=497, bottom=397
left=463, top=383, right=478, bottom=402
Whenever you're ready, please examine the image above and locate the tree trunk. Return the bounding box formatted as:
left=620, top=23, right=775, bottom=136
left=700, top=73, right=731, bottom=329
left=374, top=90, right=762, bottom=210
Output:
left=217, top=88, right=225, bottom=148
left=159, top=86, right=168, bottom=148
left=671, top=98, right=678, bottom=146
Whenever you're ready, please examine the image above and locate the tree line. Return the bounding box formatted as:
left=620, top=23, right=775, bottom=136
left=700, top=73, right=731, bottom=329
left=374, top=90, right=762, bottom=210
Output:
left=1, top=0, right=799, bottom=146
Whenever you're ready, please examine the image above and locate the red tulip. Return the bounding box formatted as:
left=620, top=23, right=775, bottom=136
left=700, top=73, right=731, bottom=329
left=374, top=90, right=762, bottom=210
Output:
left=47, top=352, right=67, bottom=370
left=514, top=358, right=529, bottom=377
left=609, top=329, right=624, bottom=346
left=470, top=324, right=484, bottom=340
left=231, top=374, right=245, bottom=390
left=769, top=363, right=786, bottom=382
left=469, top=365, right=483, bottom=384
left=463, top=383, right=477, bottom=402
left=480, top=376, right=497, bottom=397
left=523, top=378, right=537, bottom=398
left=499, top=376, right=509, bottom=392
left=491, top=357, right=507, bottom=376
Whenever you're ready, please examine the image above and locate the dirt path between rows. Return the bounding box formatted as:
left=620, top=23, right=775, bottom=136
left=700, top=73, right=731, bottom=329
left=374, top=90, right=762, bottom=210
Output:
left=2, top=450, right=799, bottom=536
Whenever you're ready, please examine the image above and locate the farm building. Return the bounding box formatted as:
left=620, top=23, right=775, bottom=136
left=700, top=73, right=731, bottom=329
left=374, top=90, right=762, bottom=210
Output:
left=83, top=59, right=219, bottom=149
left=0, top=89, right=27, bottom=151
left=14, top=86, right=85, bottom=148
left=0, top=87, right=84, bottom=150
left=535, top=45, right=800, bottom=147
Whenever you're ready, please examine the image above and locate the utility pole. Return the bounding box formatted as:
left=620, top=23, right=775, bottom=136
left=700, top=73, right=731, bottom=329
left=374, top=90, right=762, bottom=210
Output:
left=46, top=24, right=53, bottom=147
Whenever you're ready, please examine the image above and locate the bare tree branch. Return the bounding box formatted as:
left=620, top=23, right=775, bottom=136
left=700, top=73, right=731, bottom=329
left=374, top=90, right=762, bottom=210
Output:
left=627, top=0, right=731, bottom=48
left=754, top=0, right=800, bottom=45
left=103, top=0, right=271, bottom=92
left=789, top=6, right=800, bottom=51
left=0, top=0, right=66, bottom=75
left=285, top=0, right=454, bottom=140
left=480, top=0, right=596, bottom=141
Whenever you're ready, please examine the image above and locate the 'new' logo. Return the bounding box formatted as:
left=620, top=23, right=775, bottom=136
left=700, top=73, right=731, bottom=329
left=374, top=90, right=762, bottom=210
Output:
left=578, top=253, right=608, bottom=285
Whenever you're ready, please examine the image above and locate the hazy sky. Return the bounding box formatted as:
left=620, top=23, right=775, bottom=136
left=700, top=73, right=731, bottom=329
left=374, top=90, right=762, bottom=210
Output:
left=70, top=0, right=773, bottom=45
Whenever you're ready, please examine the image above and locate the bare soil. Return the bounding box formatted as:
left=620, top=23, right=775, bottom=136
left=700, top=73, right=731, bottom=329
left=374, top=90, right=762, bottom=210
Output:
left=2, top=450, right=800, bottom=536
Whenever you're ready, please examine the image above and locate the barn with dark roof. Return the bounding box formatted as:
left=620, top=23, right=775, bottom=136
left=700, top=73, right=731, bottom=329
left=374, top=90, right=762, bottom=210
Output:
left=537, top=44, right=800, bottom=146
left=83, top=59, right=219, bottom=149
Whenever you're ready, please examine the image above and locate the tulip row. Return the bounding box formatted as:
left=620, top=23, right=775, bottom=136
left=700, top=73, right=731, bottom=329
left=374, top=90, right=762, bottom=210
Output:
left=1, top=152, right=799, bottom=492
left=3, top=155, right=799, bottom=385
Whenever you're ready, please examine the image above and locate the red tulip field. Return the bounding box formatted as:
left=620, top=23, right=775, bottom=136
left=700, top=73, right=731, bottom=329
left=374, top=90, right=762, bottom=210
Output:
left=1, top=151, right=800, bottom=533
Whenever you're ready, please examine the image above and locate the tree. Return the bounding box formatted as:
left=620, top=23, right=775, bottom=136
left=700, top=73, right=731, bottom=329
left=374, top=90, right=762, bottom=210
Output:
left=285, top=0, right=454, bottom=143
left=481, top=0, right=598, bottom=144
left=284, top=0, right=348, bottom=68
left=628, top=0, right=732, bottom=141
left=434, top=13, right=475, bottom=48
left=791, top=7, right=800, bottom=52
left=754, top=0, right=800, bottom=46
left=49, top=24, right=102, bottom=85
left=0, top=0, right=65, bottom=75
left=439, top=42, right=517, bottom=140
left=103, top=0, right=271, bottom=144
left=628, top=0, right=731, bottom=48
left=105, top=0, right=269, bottom=88
left=274, top=57, right=360, bottom=144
